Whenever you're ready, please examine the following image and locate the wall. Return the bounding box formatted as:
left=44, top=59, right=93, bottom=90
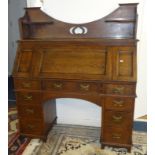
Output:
left=12, top=0, right=146, bottom=126
left=8, top=0, right=27, bottom=75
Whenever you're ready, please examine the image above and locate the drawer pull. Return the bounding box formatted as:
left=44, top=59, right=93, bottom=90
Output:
left=22, top=82, right=31, bottom=88
left=113, top=100, right=124, bottom=107
left=25, top=109, right=34, bottom=114
left=112, top=87, right=124, bottom=94
left=112, top=115, right=123, bottom=122
left=27, top=124, right=35, bottom=129
left=53, top=83, right=63, bottom=89
left=24, top=95, right=32, bottom=101
left=80, top=84, right=90, bottom=91
left=112, top=134, right=121, bottom=139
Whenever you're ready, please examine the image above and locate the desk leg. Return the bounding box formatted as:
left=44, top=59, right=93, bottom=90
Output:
left=42, top=99, right=57, bottom=141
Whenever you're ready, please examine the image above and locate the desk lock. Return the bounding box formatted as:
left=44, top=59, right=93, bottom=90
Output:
left=112, top=87, right=124, bottom=94
left=80, top=83, right=90, bottom=91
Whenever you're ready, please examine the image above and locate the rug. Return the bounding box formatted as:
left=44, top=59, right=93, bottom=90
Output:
left=8, top=108, right=147, bottom=155
left=22, top=124, right=147, bottom=155
left=8, top=108, right=31, bottom=155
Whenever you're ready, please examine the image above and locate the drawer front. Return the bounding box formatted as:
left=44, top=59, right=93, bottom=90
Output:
left=16, top=92, right=41, bottom=105
left=43, top=80, right=74, bottom=91
left=43, top=80, right=99, bottom=93
left=14, top=79, right=41, bottom=90
left=17, top=105, right=43, bottom=118
left=103, top=127, right=131, bottom=144
left=20, top=119, right=43, bottom=135
left=104, top=84, right=135, bottom=96
left=104, top=97, right=134, bottom=111
left=76, top=82, right=99, bottom=93
left=104, top=111, right=133, bottom=127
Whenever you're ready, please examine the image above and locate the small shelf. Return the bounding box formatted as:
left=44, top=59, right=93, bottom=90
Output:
left=22, top=21, right=53, bottom=24
left=105, top=18, right=136, bottom=23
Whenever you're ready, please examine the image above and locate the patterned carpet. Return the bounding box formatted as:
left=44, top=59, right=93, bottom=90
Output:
left=8, top=108, right=147, bottom=155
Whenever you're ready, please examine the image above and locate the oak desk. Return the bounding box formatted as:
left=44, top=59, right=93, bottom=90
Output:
left=13, top=3, right=138, bottom=151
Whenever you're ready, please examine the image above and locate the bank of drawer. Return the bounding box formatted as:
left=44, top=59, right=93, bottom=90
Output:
left=14, top=79, right=41, bottom=90
left=43, top=80, right=99, bottom=93
left=103, top=127, right=131, bottom=144
left=104, top=97, right=134, bottom=111
left=104, top=84, right=135, bottom=96
left=19, top=119, right=43, bottom=135
left=16, top=92, right=41, bottom=105
left=104, top=111, right=133, bottom=127
left=17, top=105, right=43, bottom=118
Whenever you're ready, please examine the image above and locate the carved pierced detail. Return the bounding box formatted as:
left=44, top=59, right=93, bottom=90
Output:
left=69, top=26, right=88, bottom=35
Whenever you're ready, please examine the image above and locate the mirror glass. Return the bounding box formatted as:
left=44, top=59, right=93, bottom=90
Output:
left=40, top=0, right=119, bottom=24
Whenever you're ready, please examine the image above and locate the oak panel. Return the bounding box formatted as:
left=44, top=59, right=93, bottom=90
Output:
left=41, top=49, right=106, bottom=74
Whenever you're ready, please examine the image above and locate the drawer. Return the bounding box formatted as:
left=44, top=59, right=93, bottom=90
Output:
left=103, top=127, right=131, bottom=144
left=43, top=80, right=74, bottom=91
left=104, top=97, right=134, bottom=111
left=17, top=105, right=43, bottom=118
left=104, top=84, right=136, bottom=96
left=104, top=111, right=133, bottom=127
left=43, top=80, right=99, bottom=93
left=14, top=79, right=41, bottom=90
left=76, top=81, right=99, bottom=93
left=16, top=92, right=41, bottom=105
left=20, top=119, right=43, bottom=135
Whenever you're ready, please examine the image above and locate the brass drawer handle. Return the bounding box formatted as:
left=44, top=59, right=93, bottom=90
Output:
left=52, top=83, right=63, bottom=89
left=22, top=82, right=31, bottom=88
left=24, top=95, right=33, bottom=101
left=80, top=84, right=90, bottom=91
left=112, top=87, right=124, bottom=94
left=25, top=109, right=34, bottom=114
left=113, top=100, right=124, bottom=107
left=112, top=115, right=123, bottom=122
left=27, top=124, right=35, bottom=129
left=112, top=133, right=121, bottom=139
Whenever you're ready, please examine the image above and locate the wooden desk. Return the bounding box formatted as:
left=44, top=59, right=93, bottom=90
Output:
left=13, top=3, right=138, bottom=152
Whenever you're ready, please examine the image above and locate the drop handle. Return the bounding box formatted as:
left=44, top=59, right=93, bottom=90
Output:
left=52, top=83, right=63, bottom=89
left=27, top=124, right=35, bottom=129
left=24, top=95, right=33, bottom=101
left=25, top=109, right=34, bottom=114
left=112, top=134, right=121, bottom=139
left=22, top=82, right=31, bottom=88
left=113, top=100, right=124, bottom=107
left=80, top=84, right=90, bottom=91
left=112, top=115, right=123, bottom=122
left=112, top=87, right=124, bottom=93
